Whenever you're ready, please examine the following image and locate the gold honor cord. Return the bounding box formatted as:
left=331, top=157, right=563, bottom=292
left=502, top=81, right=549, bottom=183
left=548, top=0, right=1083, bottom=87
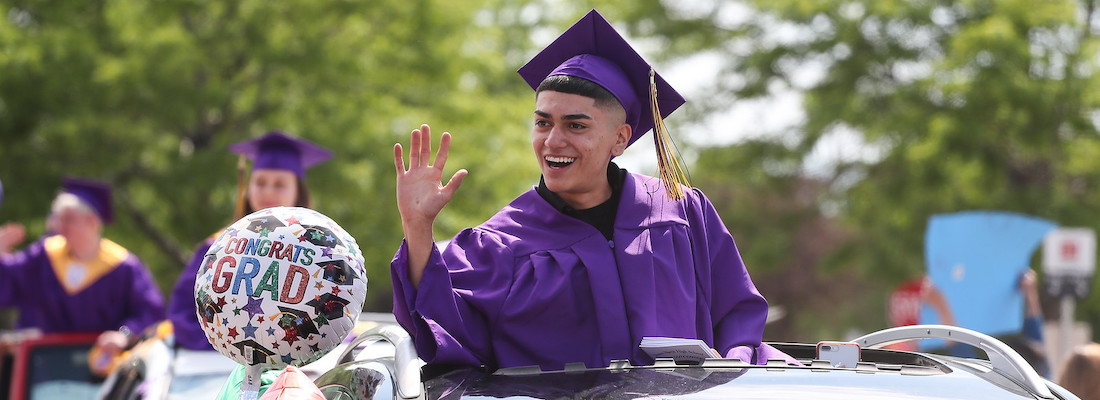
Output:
left=650, top=69, right=691, bottom=200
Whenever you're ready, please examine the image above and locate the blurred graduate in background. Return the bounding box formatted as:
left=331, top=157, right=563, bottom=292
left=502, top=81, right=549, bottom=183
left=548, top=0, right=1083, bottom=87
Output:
left=0, top=178, right=165, bottom=352
left=167, top=131, right=333, bottom=351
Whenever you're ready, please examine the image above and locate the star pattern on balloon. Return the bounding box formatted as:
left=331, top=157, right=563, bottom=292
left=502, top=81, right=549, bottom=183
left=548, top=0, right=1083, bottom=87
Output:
left=283, top=333, right=300, bottom=345
left=243, top=322, right=258, bottom=339
left=314, top=313, right=330, bottom=327
left=242, top=296, right=264, bottom=319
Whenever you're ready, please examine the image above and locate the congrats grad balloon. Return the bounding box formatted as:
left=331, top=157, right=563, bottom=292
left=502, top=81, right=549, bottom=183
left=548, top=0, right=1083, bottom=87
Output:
left=195, top=207, right=367, bottom=371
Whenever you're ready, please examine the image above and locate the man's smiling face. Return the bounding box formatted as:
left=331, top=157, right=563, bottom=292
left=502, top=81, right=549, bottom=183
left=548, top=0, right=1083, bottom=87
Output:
left=532, top=90, right=630, bottom=209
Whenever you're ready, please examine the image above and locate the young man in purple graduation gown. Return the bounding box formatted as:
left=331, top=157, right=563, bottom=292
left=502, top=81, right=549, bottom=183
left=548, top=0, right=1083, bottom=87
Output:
left=0, top=178, right=164, bottom=349
left=391, top=10, right=788, bottom=371
left=167, top=132, right=333, bottom=351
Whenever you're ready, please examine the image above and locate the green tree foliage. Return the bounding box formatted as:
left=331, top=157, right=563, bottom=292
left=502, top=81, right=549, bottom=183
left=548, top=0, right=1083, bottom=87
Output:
left=0, top=0, right=544, bottom=312
left=734, top=0, right=1100, bottom=333
left=598, top=0, right=1100, bottom=338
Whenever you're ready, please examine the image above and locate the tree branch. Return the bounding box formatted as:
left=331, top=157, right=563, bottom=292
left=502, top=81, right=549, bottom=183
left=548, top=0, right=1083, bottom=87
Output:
left=116, top=194, right=189, bottom=272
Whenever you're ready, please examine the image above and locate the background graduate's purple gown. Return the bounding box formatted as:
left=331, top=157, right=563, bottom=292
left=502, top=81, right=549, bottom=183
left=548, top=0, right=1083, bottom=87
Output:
left=167, top=238, right=216, bottom=350
left=0, top=235, right=164, bottom=334
left=392, top=173, right=773, bottom=370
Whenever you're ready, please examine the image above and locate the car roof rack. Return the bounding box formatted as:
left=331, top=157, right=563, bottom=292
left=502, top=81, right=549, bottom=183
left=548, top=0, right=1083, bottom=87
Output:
left=852, top=324, right=1053, bottom=399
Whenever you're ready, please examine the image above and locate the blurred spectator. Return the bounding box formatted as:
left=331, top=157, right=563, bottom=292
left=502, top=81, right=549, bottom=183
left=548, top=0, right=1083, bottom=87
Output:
left=1014, top=270, right=1049, bottom=377
left=0, top=178, right=164, bottom=356
left=1058, top=343, right=1100, bottom=400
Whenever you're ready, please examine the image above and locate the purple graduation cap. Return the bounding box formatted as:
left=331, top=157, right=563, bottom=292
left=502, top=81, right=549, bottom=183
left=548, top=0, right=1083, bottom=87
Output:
left=517, top=9, right=692, bottom=199
left=517, top=9, right=685, bottom=147
left=228, top=131, right=333, bottom=177
left=62, top=177, right=114, bottom=224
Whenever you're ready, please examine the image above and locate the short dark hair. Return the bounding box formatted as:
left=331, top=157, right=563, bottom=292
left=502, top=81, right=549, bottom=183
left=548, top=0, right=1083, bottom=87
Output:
left=536, top=75, right=623, bottom=113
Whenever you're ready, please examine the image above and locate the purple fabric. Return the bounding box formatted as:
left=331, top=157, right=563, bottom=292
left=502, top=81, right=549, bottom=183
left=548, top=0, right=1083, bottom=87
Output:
left=550, top=55, right=640, bottom=136
left=62, top=177, right=114, bottom=224
left=167, top=238, right=216, bottom=350
left=0, top=236, right=164, bottom=334
left=228, top=131, right=333, bottom=177
left=516, top=10, right=685, bottom=147
left=391, top=173, right=771, bottom=370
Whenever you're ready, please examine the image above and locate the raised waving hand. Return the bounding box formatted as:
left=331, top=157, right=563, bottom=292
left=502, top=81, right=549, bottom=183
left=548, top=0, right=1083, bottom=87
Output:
left=393, top=124, right=467, bottom=287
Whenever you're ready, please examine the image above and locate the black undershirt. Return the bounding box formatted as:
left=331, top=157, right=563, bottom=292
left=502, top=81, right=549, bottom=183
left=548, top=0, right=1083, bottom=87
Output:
left=536, top=162, right=627, bottom=240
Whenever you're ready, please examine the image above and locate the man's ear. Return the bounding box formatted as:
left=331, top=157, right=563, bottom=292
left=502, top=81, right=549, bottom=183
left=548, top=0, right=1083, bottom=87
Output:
left=610, top=123, right=631, bottom=156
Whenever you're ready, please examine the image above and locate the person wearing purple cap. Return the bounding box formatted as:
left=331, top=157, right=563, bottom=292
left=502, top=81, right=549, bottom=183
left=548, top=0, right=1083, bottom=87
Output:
left=390, top=10, right=787, bottom=371
left=0, top=178, right=165, bottom=346
left=167, top=131, right=333, bottom=352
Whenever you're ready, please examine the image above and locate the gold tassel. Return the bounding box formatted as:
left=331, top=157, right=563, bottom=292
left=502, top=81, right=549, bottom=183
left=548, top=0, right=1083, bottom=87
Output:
left=232, top=154, right=248, bottom=221
left=650, top=69, right=691, bottom=200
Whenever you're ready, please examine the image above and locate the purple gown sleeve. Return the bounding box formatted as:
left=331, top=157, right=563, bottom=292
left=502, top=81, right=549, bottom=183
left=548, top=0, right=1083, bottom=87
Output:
left=689, top=189, right=769, bottom=361
left=168, top=242, right=214, bottom=350
left=390, top=230, right=514, bottom=368
left=0, top=240, right=43, bottom=307
left=118, top=255, right=166, bottom=335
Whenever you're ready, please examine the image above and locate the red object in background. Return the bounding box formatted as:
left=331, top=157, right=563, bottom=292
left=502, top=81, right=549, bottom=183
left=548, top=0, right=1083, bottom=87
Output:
left=6, top=332, right=100, bottom=400
left=888, top=278, right=924, bottom=327
left=886, top=279, right=925, bottom=351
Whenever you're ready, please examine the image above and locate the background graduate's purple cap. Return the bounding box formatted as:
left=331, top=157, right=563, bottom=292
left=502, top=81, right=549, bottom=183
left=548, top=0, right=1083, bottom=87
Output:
left=228, top=131, right=333, bottom=177
left=517, top=9, right=686, bottom=147
left=62, top=177, right=113, bottom=224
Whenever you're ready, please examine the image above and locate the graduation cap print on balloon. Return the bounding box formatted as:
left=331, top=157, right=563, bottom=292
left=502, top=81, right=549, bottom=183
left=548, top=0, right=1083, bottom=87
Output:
left=246, top=216, right=288, bottom=234
left=306, top=292, right=352, bottom=321
left=232, top=339, right=278, bottom=366
left=316, top=259, right=359, bottom=286
left=195, top=207, right=366, bottom=400
left=274, top=306, right=321, bottom=344
left=298, top=224, right=344, bottom=248
left=196, top=290, right=222, bottom=325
